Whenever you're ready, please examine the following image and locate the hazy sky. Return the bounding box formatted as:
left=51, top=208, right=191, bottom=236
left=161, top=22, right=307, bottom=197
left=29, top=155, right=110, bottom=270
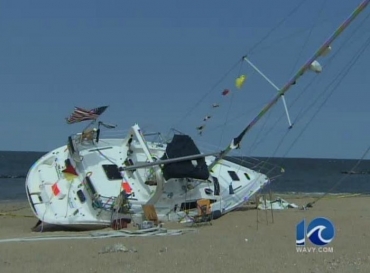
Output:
left=1, top=0, right=370, bottom=159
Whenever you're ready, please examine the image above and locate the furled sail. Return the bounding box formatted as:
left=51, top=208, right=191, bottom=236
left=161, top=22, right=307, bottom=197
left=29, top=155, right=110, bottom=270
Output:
left=309, top=60, right=322, bottom=73
left=161, top=135, right=210, bottom=180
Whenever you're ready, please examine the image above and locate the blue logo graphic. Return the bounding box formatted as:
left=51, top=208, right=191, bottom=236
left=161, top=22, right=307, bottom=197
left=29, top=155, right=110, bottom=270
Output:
left=296, top=217, right=335, bottom=246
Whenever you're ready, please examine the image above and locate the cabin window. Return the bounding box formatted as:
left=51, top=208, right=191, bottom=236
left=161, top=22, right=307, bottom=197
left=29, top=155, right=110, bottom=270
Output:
left=180, top=199, right=217, bottom=211
left=228, top=170, right=240, bottom=181
left=180, top=201, right=198, bottom=211
left=244, top=173, right=251, bottom=180
left=211, top=176, right=220, bottom=196
left=102, top=164, right=123, bottom=180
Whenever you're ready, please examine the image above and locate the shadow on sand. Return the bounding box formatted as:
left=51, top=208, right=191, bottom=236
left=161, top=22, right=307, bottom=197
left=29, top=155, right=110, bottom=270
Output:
left=31, top=220, right=108, bottom=232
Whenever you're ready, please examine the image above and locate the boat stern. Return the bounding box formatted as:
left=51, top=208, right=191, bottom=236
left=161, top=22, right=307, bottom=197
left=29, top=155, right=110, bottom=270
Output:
left=25, top=145, right=79, bottom=222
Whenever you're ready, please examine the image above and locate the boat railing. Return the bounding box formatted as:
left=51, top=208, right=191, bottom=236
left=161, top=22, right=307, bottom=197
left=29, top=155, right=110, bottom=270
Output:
left=67, top=135, right=83, bottom=162
left=143, top=166, right=158, bottom=186
left=92, top=195, right=116, bottom=211
left=67, top=128, right=102, bottom=162
left=225, top=156, right=284, bottom=180
left=92, top=193, right=132, bottom=214
left=82, top=175, right=132, bottom=213
left=92, top=127, right=167, bottom=142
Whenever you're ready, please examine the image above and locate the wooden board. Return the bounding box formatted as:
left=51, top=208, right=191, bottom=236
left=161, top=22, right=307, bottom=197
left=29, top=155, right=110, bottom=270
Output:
left=141, top=204, right=159, bottom=225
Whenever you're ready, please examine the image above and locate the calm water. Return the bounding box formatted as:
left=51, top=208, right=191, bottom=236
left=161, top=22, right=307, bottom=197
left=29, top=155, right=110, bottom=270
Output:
left=1, top=151, right=370, bottom=201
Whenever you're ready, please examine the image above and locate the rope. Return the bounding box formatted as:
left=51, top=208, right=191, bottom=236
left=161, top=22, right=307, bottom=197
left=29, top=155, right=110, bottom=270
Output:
left=0, top=226, right=197, bottom=243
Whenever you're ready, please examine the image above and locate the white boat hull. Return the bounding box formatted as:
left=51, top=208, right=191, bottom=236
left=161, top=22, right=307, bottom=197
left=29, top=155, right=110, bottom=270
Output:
left=25, top=125, right=271, bottom=228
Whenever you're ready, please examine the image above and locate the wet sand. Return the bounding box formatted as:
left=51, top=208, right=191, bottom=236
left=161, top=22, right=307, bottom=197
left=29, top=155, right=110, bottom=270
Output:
left=0, top=194, right=369, bottom=273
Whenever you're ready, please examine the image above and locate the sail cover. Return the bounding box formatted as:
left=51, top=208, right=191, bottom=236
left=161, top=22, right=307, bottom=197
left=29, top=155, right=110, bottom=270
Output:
left=161, top=134, right=210, bottom=180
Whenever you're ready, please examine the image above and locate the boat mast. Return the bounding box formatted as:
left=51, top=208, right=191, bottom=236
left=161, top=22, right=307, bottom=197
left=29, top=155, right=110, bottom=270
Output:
left=208, top=0, right=370, bottom=171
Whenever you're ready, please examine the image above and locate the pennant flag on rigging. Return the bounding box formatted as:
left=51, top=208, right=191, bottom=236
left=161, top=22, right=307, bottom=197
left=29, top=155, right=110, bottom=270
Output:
left=235, top=75, right=247, bottom=89
left=222, top=89, right=230, bottom=96
left=66, top=106, right=108, bottom=124
left=196, top=125, right=205, bottom=131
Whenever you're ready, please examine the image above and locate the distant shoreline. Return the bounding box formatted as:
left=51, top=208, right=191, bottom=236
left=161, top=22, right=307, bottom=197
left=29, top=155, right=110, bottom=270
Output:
left=0, top=150, right=369, bottom=161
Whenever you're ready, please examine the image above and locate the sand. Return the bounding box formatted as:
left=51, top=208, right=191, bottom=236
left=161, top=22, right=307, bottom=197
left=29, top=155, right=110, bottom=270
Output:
left=0, top=194, right=369, bottom=273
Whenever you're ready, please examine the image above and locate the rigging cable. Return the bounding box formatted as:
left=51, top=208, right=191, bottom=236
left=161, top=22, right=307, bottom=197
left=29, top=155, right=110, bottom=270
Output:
left=247, top=0, right=308, bottom=55
left=238, top=11, right=370, bottom=191
left=306, top=144, right=370, bottom=208
left=172, top=59, right=242, bottom=130
left=257, top=27, right=370, bottom=200
left=246, top=10, right=370, bottom=155
left=288, top=0, right=328, bottom=76
left=217, top=58, right=246, bottom=144
left=270, top=31, right=370, bottom=173
left=205, top=0, right=325, bottom=156
left=302, top=36, right=370, bottom=207
left=171, top=0, right=309, bottom=137
left=249, top=1, right=348, bottom=154
left=292, top=12, right=370, bottom=125
left=283, top=28, right=370, bottom=160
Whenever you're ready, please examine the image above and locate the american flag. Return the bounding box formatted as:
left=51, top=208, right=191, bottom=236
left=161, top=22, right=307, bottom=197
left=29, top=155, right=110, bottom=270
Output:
left=66, top=106, right=108, bottom=124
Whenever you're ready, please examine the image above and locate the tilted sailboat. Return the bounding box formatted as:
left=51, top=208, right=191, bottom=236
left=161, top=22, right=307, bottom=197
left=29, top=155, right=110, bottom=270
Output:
left=25, top=0, right=370, bottom=229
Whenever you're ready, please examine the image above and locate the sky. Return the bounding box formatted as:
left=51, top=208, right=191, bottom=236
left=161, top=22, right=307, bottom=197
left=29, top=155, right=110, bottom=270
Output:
left=1, top=0, right=370, bottom=159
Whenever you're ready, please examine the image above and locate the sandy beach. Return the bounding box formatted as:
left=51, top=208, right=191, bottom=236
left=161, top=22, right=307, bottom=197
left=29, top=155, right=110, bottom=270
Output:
left=0, top=194, right=369, bottom=273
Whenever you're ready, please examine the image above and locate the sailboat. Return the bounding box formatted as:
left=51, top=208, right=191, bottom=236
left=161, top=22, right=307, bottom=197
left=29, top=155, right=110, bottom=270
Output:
left=25, top=0, right=370, bottom=229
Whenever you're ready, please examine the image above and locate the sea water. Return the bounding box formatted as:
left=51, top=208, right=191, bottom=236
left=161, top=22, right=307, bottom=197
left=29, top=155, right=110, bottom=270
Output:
left=1, top=151, right=370, bottom=201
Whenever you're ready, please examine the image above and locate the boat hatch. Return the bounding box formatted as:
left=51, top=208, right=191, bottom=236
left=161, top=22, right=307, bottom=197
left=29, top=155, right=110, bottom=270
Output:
left=77, top=189, right=86, bottom=203
left=102, top=164, right=122, bottom=180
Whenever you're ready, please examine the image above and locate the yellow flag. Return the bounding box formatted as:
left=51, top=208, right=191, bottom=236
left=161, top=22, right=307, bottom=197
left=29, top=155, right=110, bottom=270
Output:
left=64, top=172, right=77, bottom=182
left=235, top=75, right=247, bottom=89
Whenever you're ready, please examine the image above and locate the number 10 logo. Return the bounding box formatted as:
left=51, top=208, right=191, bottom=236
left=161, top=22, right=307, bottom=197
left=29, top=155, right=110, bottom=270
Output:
left=296, top=217, right=335, bottom=246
